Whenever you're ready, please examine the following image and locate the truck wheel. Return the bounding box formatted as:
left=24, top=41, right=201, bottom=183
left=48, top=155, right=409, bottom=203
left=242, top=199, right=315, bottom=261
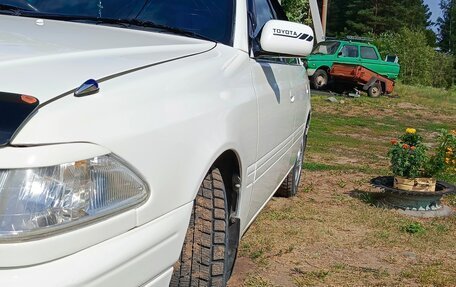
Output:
left=311, top=69, right=328, bottom=90
left=368, top=83, right=382, bottom=98
left=171, top=168, right=230, bottom=287
left=276, top=133, right=307, bottom=197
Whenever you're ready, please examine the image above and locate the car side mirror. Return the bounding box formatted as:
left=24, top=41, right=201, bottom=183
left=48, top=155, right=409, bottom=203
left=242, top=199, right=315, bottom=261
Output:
left=259, top=20, right=314, bottom=57
left=337, top=51, right=343, bottom=57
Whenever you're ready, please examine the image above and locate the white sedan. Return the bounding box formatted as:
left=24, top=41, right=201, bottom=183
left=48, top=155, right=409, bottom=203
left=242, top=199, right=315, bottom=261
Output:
left=0, top=0, right=313, bottom=286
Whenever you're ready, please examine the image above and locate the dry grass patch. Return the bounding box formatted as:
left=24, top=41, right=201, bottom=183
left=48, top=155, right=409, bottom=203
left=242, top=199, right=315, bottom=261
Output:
left=228, top=84, right=455, bottom=286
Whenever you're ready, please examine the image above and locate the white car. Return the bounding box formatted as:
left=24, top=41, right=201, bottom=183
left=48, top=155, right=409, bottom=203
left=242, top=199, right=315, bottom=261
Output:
left=0, top=0, right=313, bottom=286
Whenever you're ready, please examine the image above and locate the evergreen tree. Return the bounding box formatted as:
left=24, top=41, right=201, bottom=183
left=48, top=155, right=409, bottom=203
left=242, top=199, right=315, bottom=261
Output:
left=326, top=0, right=349, bottom=36
left=438, top=0, right=456, bottom=53
left=326, top=0, right=435, bottom=43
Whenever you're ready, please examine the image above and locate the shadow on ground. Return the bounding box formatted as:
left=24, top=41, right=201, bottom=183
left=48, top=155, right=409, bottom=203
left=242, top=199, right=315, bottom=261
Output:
left=348, top=189, right=387, bottom=207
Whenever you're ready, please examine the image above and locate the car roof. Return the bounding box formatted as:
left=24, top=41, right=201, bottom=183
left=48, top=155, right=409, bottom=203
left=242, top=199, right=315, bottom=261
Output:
left=322, top=39, right=375, bottom=47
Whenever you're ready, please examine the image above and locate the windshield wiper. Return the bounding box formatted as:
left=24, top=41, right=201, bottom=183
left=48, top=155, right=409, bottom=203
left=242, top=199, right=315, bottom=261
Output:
left=12, top=13, right=213, bottom=42
left=125, top=19, right=213, bottom=42
left=0, top=3, right=34, bottom=15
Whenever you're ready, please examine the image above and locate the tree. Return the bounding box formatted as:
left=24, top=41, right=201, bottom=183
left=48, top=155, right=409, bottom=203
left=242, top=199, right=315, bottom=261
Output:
left=327, top=0, right=435, bottom=44
left=281, top=0, right=310, bottom=24
left=438, top=0, right=456, bottom=53
left=376, top=28, right=453, bottom=88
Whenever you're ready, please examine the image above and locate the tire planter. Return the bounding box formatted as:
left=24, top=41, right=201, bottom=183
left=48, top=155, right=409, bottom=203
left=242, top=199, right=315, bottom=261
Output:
left=371, top=176, right=455, bottom=211
left=394, top=176, right=436, bottom=192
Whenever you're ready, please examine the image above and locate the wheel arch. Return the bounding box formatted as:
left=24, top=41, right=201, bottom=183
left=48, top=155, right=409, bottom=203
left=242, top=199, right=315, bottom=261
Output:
left=316, top=65, right=331, bottom=74
left=212, top=149, right=242, bottom=215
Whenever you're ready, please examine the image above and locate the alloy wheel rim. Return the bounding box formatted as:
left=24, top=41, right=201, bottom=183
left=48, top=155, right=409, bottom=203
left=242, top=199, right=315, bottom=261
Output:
left=372, top=87, right=380, bottom=96
left=316, top=76, right=326, bottom=87
left=294, top=138, right=305, bottom=189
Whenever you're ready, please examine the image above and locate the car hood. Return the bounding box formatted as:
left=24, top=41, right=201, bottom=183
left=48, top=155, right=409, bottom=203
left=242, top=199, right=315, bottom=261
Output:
left=0, top=14, right=216, bottom=103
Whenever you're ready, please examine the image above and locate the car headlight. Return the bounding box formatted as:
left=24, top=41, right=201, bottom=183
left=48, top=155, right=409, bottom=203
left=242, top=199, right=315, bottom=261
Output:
left=0, top=154, right=148, bottom=241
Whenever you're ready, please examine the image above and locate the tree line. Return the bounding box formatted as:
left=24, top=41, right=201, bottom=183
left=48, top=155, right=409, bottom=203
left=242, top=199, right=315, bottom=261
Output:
left=281, top=0, right=456, bottom=88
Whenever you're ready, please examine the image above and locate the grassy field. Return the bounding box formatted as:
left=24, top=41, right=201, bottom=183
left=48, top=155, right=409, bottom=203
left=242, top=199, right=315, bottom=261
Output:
left=228, top=84, right=456, bottom=287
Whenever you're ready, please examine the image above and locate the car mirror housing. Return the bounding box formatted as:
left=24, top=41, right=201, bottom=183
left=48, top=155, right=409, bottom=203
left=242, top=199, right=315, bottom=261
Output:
left=259, top=20, right=314, bottom=57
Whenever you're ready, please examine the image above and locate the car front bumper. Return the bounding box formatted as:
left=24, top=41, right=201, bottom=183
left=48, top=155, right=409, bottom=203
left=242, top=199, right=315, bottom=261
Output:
left=0, top=202, right=192, bottom=287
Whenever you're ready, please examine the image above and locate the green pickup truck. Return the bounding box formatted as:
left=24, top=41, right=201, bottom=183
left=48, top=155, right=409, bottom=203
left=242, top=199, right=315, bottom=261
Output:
left=305, top=39, right=400, bottom=89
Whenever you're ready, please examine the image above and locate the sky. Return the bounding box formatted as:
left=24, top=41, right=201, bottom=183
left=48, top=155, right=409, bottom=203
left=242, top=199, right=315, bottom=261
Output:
left=424, top=0, right=442, bottom=24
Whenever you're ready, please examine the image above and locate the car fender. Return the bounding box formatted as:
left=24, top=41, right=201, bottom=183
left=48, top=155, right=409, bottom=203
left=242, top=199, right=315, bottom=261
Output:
left=12, top=46, right=258, bottom=226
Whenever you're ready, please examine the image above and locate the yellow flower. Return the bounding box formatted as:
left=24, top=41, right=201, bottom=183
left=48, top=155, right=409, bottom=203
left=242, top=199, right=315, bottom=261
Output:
left=405, top=128, right=416, bottom=134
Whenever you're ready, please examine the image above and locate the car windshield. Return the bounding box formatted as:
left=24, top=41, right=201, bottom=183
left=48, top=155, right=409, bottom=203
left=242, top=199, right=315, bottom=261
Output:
left=0, top=0, right=234, bottom=45
left=311, top=41, right=340, bottom=55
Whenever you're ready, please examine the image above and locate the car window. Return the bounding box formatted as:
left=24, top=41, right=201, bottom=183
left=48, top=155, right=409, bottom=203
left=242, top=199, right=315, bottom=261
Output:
left=252, top=0, right=275, bottom=37
left=312, top=41, right=341, bottom=55
left=6, top=0, right=235, bottom=45
left=139, top=0, right=234, bottom=45
left=360, top=46, right=379, bottom=60
left=341, top=45, right=358, bottom=58
left=269, top=0, right=288, bottom=21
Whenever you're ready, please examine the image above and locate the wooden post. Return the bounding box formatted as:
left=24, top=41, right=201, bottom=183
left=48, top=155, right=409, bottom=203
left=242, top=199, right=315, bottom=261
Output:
left=309, top=0, right=325, bottom=42
left=322, top=0, right=328, bottom=35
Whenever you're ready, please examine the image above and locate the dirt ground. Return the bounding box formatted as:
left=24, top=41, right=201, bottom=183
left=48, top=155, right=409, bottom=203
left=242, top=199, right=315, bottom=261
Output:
left=228, top=85, right=456, bottom=287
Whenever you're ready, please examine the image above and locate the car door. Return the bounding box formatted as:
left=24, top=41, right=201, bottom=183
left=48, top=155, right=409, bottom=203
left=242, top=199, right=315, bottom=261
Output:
left=359, top=45, right=395, bottom=77
left=247, top=0, right=297, bottom=221
left=289, top=58, right=310, bottom=140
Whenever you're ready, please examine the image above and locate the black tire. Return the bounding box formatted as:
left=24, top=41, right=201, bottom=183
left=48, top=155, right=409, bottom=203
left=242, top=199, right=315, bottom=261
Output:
left=368, top=82, right=382, bottom=98
left=311, top=69, right=329, bottom=90
left=171, top=168, right=229, bottom=287
left=276, top=133, right=307, bottom=198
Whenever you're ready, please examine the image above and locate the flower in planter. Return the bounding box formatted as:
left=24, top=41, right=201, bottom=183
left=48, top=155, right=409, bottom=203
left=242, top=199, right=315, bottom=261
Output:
left=388, top=128, right=427, bottom=179
left=388, top=128, right=456, bottom=179
left=428, top=129, right=456, bottom=174
left=406, top=128, right=416, bottom=134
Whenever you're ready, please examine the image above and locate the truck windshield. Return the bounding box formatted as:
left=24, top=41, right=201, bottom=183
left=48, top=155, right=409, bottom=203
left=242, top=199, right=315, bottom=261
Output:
left=0, top=0, right=234, bottom=45
left=311, top=41, right=340, bottom=55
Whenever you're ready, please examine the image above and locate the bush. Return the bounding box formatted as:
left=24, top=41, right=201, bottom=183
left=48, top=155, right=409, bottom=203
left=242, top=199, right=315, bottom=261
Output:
left=375, top=28, right=454, bottom=88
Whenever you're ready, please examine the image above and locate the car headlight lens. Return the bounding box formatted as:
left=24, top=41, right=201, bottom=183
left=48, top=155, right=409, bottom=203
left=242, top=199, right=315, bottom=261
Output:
left=0, top=154, right=148, bottom=241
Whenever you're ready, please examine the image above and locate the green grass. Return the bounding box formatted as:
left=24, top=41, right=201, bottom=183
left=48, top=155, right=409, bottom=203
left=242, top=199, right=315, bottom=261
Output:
left=307, top=83, right=455, bottom=183
left=244, top=275, right=274, bottom=287
left=303, top=162, right=343, bottom=171
left=395, top=84, right=456, bottom=113
left=402, top=222, right=426, bottom=234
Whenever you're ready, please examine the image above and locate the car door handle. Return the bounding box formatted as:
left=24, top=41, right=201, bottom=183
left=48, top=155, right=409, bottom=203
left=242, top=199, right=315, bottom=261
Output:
left=290, top=94, right=295, bottom=103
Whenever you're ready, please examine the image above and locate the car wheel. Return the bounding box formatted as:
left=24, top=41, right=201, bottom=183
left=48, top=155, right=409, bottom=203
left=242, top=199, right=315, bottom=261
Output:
left=368, top=83, right=382, bottom=98
left=276, top=133, right=307, bottom=198
left=171, top=168, right=230, bottom=287
left=311, top=69, right=329, bottom=90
